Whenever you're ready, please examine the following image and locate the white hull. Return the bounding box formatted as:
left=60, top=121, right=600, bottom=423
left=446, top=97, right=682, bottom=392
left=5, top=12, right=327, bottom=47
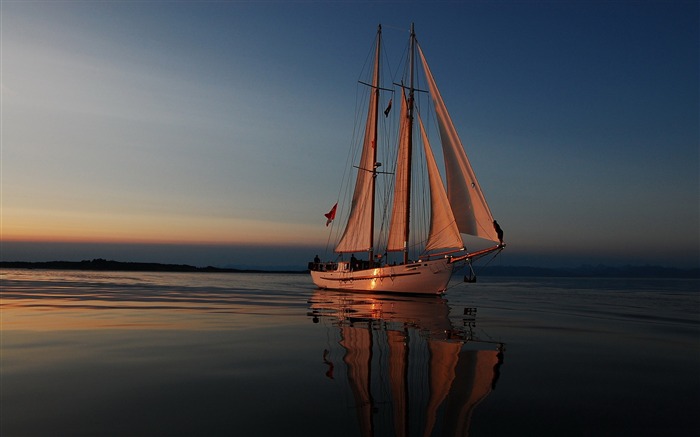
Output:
left=310, top=258, right=454, bottom=295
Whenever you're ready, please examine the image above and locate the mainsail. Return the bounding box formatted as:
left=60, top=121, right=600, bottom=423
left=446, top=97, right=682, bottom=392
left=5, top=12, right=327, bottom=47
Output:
left=387, top=89, right=411, bottom=252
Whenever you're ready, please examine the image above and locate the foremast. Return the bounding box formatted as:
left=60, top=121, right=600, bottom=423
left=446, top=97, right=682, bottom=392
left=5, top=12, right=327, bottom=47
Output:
left=334, top=24, right=382, bottom=267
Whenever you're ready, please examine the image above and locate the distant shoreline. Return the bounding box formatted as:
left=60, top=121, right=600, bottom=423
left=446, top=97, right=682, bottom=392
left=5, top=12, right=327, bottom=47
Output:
left=1, top=259, right=698, bottom=278
left=0, top=259, right=307, bottom=274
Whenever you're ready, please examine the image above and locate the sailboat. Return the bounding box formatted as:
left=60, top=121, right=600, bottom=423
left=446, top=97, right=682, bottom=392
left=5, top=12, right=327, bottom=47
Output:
left=310, top=24, right=505, bottom=294
left=308, top=290, right=505, bottom=436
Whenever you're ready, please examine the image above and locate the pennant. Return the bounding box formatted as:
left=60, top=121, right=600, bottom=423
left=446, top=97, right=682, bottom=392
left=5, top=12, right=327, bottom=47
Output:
left=384, top=98, right=392, bottom=117
left=324, top=203, right=337, bottom=226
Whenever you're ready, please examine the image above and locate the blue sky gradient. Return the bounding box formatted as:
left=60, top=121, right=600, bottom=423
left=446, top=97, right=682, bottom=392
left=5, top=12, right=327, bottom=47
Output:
left=2, top=1, right=698, bottom=268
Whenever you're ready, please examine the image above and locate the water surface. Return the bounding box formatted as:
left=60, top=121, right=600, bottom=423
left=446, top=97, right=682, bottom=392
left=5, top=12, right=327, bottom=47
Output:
left=2, top=270, right=698, bottom=436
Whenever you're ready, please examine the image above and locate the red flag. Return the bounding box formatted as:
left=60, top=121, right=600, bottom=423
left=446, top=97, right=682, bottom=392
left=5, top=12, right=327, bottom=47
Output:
left=384, top=98, right=392, bottom=117
left=324, top=203, right=337, bottom=226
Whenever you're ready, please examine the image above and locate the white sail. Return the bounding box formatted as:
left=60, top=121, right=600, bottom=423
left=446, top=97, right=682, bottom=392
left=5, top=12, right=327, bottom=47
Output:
left=387, top=89, right=411, bottom=252
left=335, top=32, right=380, bottom=253
left=418, top=112, right=464, bottom=252
left=418, top=44, right=499, bottom=243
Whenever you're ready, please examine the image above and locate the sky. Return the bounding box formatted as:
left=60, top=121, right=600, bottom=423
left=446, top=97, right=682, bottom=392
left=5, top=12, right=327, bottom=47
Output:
left=1, top=1, right=698, bottom=269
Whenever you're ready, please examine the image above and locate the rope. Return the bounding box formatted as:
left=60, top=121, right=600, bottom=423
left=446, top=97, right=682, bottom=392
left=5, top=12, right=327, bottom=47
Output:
left=482, top=248, right=503, bottom=268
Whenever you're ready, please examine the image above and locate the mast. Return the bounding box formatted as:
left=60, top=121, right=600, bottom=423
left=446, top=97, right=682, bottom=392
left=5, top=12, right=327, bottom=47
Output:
left=403, top=23, right=416, bottom=265
left=334, top=24, right=382, bottom=257
left=369, top=24, right=381, bottom=267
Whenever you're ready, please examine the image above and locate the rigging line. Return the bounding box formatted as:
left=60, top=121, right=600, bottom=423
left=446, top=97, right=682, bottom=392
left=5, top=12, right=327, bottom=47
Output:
left=325, top=226, right=334, bottom=255
left=380, top=32, right=398, bottom=95
left=392, top=34, right=411, bottom=92
left=482, top=248, right=504, bottom=268
left=356, top=29, right=379, bottom=85
left=448, top=246, right=504, bottom=292
left=330, top=117, right=359, bottom=249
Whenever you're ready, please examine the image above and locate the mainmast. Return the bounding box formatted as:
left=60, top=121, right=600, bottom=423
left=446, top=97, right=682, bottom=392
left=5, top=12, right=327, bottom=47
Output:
left=368, top=24, right=381, bottom=267
left=403, top=23, right=416, bottom=265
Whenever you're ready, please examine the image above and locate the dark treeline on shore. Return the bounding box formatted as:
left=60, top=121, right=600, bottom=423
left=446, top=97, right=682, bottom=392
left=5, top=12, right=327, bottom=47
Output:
left=1, top=259, right=698, bottom=278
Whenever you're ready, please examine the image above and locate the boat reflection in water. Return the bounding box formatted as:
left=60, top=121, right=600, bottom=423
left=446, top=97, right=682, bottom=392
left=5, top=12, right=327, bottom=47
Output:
left=308, top=290, right=505, bottom=437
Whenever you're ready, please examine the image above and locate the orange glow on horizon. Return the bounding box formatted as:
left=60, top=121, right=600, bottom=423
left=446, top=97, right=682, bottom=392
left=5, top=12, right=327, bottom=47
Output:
left=2, top=208, right=326, bottom=246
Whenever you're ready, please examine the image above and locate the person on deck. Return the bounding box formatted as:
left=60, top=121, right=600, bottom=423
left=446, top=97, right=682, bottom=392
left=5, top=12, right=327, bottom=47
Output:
left=493, top=220, right=504, bottom=245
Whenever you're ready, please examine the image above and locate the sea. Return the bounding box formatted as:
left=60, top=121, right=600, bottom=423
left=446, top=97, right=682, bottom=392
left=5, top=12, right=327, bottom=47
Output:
left=1, top=269, right=698, bottom=437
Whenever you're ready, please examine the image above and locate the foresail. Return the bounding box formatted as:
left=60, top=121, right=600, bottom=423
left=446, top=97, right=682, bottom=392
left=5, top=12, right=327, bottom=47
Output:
left=335, top=101, right=377, bottom=252
left=387, top=89, right=410, bottom=252
left=335, top=31, right=380, bottom=253
left=417, top=44, right=499, bottom=243
left=418, top=112, right=464, bottom=252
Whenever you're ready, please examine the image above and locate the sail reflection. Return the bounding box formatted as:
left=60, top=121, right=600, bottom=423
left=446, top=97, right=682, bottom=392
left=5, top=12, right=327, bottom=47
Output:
left=308, top=290, right=505, bottom=437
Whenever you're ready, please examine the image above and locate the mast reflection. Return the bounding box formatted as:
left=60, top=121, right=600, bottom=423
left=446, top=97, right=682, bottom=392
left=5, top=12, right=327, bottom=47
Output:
left=308, top=290, right=505, bottom=437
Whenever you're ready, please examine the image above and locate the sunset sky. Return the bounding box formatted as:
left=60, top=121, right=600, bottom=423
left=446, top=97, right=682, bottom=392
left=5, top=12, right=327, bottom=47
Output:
left=2, top=1, right=698, bottom=269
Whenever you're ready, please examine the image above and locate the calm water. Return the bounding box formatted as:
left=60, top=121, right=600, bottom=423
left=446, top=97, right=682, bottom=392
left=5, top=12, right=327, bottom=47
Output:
left=1, top=269, right=698, bottom=436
